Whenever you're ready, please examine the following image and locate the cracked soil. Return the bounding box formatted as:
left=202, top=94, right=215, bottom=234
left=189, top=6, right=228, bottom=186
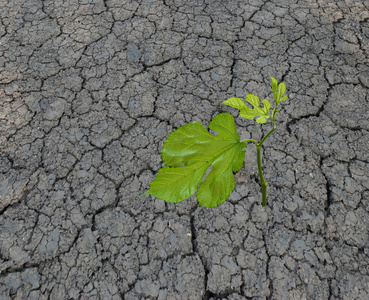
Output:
left=1, top=0, right=369, bottom=299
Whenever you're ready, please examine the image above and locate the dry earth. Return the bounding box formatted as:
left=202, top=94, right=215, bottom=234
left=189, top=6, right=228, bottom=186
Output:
left=1, top=0, right=369, bottom=299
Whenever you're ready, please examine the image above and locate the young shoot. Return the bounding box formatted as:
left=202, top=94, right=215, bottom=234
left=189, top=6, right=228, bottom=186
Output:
left=141, top=75, right=288, bottom=207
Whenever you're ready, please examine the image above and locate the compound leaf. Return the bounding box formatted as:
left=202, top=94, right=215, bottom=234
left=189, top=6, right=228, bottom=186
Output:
left=142, top=113, right=246, bottom=207
left=238, top=94, right=271, bottom=124
left=270, top=75, right=287, bottom=104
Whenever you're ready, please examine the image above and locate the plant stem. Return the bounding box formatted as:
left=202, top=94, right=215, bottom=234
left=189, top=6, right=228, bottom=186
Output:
left=256, top=121, right=276, bottom=206
left=240, top=138, right=258, bottom=144
left=258, top=121, right=276, bottom=147
left=240, top=122, right=277, bottom=206
left=256, top=145, right=268, bottom=206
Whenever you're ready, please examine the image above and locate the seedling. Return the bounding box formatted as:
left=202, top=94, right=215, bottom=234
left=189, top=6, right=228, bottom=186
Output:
left=141, top=75, right=288, bottom=207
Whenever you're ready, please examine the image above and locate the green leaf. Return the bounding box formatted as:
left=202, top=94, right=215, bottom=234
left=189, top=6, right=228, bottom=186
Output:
left=279, top=95, right=287, bottom=102
left=270, top=75, right=288, bottom=104
left=142, top=113, right=247, bottom=207
left=270, top=75, right=278, bottom=102
left=277, top=83, right=287, bottom=103
left=238, top=94, right=271, bottom=124
left=221, top=97, right=248, bottom=110
left=262, top=98, right=271, bottom=112
left=256, top=116, right=267, bottom=124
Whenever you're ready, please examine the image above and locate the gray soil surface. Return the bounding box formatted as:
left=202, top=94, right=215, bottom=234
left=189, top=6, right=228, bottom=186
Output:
left=1, top=0, right=369, bottom=299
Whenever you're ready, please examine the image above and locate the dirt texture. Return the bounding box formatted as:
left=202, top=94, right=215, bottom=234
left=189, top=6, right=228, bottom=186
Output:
left=1, top=0, right=369, bottom=299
